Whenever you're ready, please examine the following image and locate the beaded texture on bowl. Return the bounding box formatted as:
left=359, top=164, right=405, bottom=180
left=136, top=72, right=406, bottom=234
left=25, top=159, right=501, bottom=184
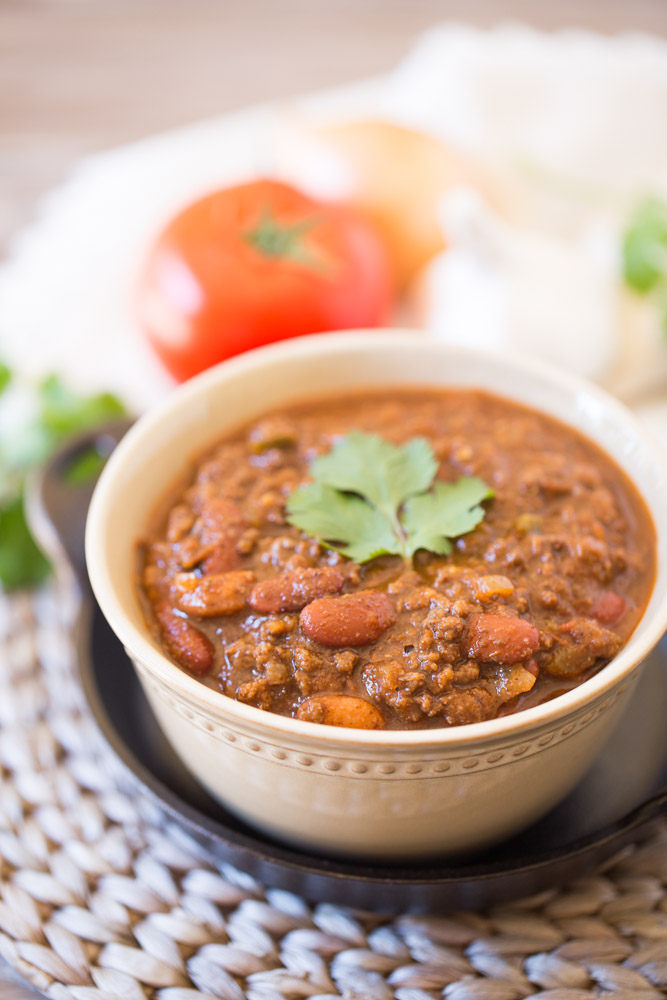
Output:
left=0, top=582, right=665, bottom=999
left=139, top=666, right=632, bottom=779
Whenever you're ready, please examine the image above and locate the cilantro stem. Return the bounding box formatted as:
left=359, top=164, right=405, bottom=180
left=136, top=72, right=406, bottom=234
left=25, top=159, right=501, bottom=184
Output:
left=377, top=502, right=409, bottom=562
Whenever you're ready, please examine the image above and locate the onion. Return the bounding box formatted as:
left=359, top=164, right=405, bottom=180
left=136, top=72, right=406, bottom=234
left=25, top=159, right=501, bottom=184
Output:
left=274, top=117, right=499, bottom=289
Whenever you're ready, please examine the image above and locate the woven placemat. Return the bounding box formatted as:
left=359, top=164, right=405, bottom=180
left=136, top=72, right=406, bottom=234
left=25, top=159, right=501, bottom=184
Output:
left=0, top=582, right=665, bottom=1000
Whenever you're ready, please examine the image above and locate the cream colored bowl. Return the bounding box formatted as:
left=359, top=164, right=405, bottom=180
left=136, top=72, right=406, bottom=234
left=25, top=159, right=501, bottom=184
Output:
left=85, top=331, right=667, bottom=860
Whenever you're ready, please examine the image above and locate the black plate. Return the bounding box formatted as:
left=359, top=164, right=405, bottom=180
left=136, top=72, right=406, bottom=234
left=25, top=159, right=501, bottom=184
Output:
left=29, top=424, right=667, bottom=913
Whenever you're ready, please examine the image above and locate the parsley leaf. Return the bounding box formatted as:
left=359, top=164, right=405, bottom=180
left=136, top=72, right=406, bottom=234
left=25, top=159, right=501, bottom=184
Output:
left=0, top=363, right=127, bottom=591
left=286, top=431, right=493, bottom=564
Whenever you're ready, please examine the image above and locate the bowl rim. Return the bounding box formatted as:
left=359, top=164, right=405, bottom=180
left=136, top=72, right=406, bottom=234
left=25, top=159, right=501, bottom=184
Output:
left=85, top=329, right=667, bottom=748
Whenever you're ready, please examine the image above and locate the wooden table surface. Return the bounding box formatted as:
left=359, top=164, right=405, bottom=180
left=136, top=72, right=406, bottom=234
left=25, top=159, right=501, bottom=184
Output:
left=1, top=1, right=667, bottom=995
left=3, top=0, right=667, bottom=257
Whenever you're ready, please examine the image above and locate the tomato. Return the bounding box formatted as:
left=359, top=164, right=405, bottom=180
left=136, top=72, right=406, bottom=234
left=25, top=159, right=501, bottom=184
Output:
left=137, top=178, right=395, bottom=381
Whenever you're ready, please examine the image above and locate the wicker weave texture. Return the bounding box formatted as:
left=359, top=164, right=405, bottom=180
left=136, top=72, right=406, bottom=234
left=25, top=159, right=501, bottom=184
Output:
left=0, top=585, right=665, bottom=1000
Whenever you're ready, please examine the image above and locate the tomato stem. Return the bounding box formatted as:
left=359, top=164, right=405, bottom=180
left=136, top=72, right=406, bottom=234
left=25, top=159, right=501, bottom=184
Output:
left=244, top=206, right=319, bottom=266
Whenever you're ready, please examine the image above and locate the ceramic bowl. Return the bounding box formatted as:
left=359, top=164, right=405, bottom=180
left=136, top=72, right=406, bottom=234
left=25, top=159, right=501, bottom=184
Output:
left=85, top=331, right=667, bottom=860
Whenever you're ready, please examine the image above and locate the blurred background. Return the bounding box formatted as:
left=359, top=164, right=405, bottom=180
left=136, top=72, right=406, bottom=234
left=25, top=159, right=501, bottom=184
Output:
left=3, top=0, right=667, bottom=255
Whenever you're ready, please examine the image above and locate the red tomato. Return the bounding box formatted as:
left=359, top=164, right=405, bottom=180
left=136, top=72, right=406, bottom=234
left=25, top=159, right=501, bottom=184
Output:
left=137, top=179, right=395, bottom=381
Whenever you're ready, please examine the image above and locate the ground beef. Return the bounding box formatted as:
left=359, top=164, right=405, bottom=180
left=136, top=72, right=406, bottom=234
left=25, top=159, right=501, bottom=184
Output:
left=139, top=388, right=655, bottom=729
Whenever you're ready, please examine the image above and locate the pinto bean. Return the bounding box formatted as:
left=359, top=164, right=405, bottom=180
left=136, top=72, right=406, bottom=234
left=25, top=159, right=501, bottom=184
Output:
left=296, top=695, right=385, bottom=729
left=154, top=601, right=214, bottom=675
left=463, top=613, right=540, bottom=664
left=300, top=590, right=396, bottom=648
left=173, top=570, right=254, bottom=617
left=249, top=566, right=344, bottom=614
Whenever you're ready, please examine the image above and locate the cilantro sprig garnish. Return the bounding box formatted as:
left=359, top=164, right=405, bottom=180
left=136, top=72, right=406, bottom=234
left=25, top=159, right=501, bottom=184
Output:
left=0, top=365, right=126, bottom=591
left=286, top=431, right=493, bottom=564
left=623, top=196, right=667, bottom=335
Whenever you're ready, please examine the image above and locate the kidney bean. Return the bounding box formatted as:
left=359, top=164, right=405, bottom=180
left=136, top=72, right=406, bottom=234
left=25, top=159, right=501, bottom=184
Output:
left=300, top=590, right=396, bottom=648
left=179, top=499, right=247, bottom=572
left=249, top=566, right=344, bottom=614
left=591, top=590, right=627, bottom=626
left=177, top=536, right=217, bottom=571
left=200, top=543, right=242, bottom=574
left=154, top=601, right=214, bottom=675
left=198, top=497, right=246, bottom=538
left=296, top=694, right=385, bottom=729
left=463, top=613, right=540, bottom=664
left=178, top=533, right=242, bottom=573
left=524, top=658, right=540, bottom=678
left=173, top=570, right=254, bottom=617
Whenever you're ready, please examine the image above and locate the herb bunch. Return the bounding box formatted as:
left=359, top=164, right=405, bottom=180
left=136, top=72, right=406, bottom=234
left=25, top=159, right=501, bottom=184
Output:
left=0, top=365, right=126, bottom=591
left=623, top=195, right=667, bottom=335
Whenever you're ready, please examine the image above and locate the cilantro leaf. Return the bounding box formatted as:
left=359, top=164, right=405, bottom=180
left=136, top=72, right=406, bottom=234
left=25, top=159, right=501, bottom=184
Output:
left=287, top=482, right=400, bottom=562
left=401, top=477, right=494, bottom=558
left=0, top=363, right=11, bottom=397
left=0, top=493, right=51, bottom=591
left=1, top=378, right=127, bottom=482
left=311, top=431, right=437, bottom=523
left=0, top=365, right=127, bottom=591
left=623, top=196, right=667, bottom=294
left=622, top=195, right=667, bottom=340
left=285, top=431, right=493, bottom=564
left=38, top=375, right=126, bottom=439
left=63, top=446, right=109, bottom=486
